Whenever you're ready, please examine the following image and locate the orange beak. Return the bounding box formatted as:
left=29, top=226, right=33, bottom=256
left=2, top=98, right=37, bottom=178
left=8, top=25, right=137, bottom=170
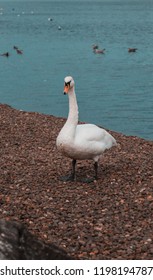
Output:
left=63, top=84, right=70, bottom=95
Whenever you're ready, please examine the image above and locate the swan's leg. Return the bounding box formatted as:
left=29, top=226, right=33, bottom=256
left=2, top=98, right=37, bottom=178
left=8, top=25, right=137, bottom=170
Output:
left=94, top=161, right=98, bottom=180
left=71, top=159, right=76, bottom=180
left=60, top=159, right=76, bottom=182
left=80, top=161, right=98, bottom=183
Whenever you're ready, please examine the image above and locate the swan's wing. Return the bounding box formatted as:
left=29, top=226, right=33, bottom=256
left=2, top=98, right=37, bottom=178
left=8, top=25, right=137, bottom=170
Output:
left=76, top=124, right=116, bottom=146
left=58, top=124, right=116, bottom=161
left=76, top=124, right=102, bottom=140
left=71, top=124, right=116, bottom=160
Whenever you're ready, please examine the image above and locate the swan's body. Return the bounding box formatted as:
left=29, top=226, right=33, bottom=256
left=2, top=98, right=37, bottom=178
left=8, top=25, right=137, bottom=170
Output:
left=56, top=76, right=117, bottom=181
left=57, top=123, right=116, bottom=161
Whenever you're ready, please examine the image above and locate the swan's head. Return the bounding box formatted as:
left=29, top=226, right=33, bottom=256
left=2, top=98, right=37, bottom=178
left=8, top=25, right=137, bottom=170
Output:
left=63, top=76, right=75, bottom=94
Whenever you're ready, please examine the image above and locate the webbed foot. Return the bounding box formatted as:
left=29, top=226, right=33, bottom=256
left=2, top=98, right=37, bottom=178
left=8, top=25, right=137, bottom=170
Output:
left=59, top=174, right=75, bottom=182
left=80, top=177, right=97, bottom=183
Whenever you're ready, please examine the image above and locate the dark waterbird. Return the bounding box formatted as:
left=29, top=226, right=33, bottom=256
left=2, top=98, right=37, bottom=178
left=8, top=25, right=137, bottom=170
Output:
left=0, top=52, right=10, bottom=57
left=128, top=48, right=138, bottom=53
left=94, top=48, right=105, bottom=54
left=16, top=49, right=23, bottom=54
left=13, top=46, right=23, bottom=54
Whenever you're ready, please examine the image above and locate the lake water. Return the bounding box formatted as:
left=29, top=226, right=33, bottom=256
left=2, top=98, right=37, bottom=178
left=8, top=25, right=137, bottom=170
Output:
left=0, top=0, right=153, bottom=140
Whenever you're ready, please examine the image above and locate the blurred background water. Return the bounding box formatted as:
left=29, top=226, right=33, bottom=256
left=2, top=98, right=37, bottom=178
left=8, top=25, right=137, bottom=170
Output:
left=0, top=0, right=153, bottom=140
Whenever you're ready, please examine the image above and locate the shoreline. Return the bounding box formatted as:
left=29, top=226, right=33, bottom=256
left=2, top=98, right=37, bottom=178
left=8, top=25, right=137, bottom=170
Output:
left=0, top=103, right=153, bottom=259
left=2, top=103, right=153, bottom=142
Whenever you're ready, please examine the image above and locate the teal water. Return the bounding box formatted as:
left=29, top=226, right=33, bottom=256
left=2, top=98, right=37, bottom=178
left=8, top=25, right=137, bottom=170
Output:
left=0, top=0, right=153, bottom=140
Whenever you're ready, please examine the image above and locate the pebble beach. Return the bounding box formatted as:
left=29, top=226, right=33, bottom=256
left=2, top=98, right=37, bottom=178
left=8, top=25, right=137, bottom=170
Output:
left=0, top=104, right=153, bottom=259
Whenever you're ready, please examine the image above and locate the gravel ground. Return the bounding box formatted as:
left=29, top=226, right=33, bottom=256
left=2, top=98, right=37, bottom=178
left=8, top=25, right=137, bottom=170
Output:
left=0, top=104, right=153, bottom=259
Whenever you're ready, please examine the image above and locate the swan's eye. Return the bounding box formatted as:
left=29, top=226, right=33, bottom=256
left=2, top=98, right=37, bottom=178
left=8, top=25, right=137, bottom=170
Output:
left=65, top=81, right=71, bottom=87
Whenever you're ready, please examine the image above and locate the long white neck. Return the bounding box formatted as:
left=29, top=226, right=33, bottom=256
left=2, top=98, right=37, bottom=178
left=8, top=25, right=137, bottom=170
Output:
left=66, top=86, right=79, bottom=127
left=58, top=86, right=79, bottom=141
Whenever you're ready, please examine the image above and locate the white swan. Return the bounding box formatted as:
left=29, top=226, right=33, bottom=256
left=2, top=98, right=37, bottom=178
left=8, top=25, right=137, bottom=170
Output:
left=56, top=76, right=117, bottom=182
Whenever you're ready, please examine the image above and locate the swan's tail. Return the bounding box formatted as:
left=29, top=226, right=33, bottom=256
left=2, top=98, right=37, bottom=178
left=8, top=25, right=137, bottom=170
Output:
left=112, top=136, right=117, bottom=147
left=106, top=133, right=117, bottom=149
